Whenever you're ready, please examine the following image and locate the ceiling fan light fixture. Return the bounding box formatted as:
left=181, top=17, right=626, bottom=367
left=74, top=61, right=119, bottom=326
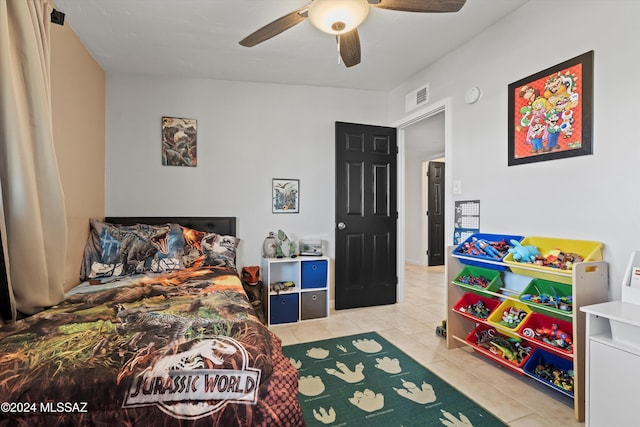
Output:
left=308, top=0, right=370, bottom=35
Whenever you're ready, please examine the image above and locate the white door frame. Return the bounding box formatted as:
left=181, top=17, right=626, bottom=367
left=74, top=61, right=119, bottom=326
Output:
left=422, top=160, right=430, bottom=267
left=393, top=97, right=453, bottom=302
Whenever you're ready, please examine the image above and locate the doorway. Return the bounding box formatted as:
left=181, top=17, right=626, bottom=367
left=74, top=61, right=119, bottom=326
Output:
left=394, top=98, right=452, bottom=302
left=402, top=111, right=445, bottom=267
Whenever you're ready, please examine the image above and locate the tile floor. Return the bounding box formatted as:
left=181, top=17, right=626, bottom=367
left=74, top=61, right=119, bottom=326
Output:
left=270, top=264, right=582, bottom=427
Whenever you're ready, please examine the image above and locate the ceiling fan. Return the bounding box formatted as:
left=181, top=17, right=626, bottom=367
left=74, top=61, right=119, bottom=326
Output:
left=239, top=0, right=467, bottom=68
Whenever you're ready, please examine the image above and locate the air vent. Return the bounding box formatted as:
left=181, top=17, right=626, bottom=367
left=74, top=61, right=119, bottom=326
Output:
left=405, top=83, right=430, bottom=112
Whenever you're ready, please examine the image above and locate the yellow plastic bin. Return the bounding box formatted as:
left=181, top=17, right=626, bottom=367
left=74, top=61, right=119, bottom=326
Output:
left=488, top=299, right=532, bottom=334
left=503, top=236, right=603, bottom=284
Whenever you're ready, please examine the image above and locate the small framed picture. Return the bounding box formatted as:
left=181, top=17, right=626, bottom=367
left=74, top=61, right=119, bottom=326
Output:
left=161, top=116, right=197, bottom=166
left=272, top=179, right=299, bottom=213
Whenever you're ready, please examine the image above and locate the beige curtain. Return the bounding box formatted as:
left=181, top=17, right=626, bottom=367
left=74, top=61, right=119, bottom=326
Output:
left=0, top=0, right=67, bottom=317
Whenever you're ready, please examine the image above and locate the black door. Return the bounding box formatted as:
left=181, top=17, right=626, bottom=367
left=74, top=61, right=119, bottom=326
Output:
left=427, top=161, right=445, bottom=266
left=335, top=122, right=397, bottom=310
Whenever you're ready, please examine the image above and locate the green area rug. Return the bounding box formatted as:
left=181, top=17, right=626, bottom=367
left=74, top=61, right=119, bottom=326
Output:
left=282, top=332, right=507, bottom=427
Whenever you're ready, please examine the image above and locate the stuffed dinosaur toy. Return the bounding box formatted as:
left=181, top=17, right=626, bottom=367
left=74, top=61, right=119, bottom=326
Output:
left=276, top=229, right=297, bottom=258
left=508, top=239, right=540, bottom=263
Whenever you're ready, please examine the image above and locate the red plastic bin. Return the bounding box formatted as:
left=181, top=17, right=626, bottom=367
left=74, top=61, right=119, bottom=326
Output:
left=453, top=293, right=501, bottom=322
left=465, top=324, right=534, bottom=373
left=519, top=312, right=573, bottom=357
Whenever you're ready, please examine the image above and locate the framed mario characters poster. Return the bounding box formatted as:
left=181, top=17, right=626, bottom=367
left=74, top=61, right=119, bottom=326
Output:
left=508, top=51, right=593, bottom=166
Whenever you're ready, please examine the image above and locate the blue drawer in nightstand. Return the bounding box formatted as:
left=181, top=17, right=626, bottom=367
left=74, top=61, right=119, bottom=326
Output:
left=269, top=293, right=299, bottom=324
left=301, top=260, right=327, bottom=289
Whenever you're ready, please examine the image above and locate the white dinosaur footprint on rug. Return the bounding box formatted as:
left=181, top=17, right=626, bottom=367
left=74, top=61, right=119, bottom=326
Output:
left=394, top=378, right=436, bottom=404
left=349, top=388, right=384, bottom=412
left=439, top=409, right=474, bottom=427
left=325, top=361, right=364, bottom=383
left=306, top=347, right=330, bottom=359
left=312, top=406, right=336, bottom=424
left=298, top=375, right=325, bottom=396
left=375, top=356, right=402, bottom=374
left=336, top=344, right=347, bottom=352
left=352, top=338, right=383, bottom=353
left=288, top=357, right=302, bottom=369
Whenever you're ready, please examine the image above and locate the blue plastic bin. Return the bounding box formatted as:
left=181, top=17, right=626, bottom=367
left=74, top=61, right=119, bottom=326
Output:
left=453, top=233, right=524, bottom=271
left=301, top=260, right=328, bottom=289
left=523, top=348, right=574, bottom=398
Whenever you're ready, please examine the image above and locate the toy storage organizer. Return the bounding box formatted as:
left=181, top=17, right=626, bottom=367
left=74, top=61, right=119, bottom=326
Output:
left=446, top=235, right=608, bottom=422
left=261, top=256, right=330, bottom=326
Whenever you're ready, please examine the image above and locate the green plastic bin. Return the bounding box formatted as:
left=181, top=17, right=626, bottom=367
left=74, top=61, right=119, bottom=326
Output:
left=519, top=278, right=573, bottom=320
left=453, top=265, right=503, bottom=297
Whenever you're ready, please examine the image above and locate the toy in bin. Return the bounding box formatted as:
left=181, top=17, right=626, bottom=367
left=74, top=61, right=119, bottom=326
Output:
left=453, top=293, right=500, bottom=322
left=453, top=233, right=524, bottom=271
left=508, top=239, right=540, bottom=263
left=461, top=300, right=492, bottom=319
left=520, top=291, right=572, bottom=313
left=461, top=237, right=510, bottom=259
left=519, top=278, right=573, bottom=319
left=488, top=300, right=531, bottom=333
left=471, top=326, right=532, bottom=365
left=500, top=306, right=529, bottom=329
left=508, top=239, right=585, bottom=271
left=536, top=249, right=584, bottom=270
left=521, top=322, right=573, bottom=352
left=504, top=236, right=603, bottom=284
left=534, top=360, right=574, bottom=393
left=453, top=266, right=503, bottom=297
left=524, top=349, right=574, bottom=395
left=457, top=274, right=492, bottom=289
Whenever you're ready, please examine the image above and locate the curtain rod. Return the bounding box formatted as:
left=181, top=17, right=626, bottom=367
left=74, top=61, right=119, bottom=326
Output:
left=51, top=8, right=65, bottom=25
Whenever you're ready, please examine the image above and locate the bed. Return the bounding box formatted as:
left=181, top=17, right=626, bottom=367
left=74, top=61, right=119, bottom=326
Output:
left=0, top=217, right=305, bottom=426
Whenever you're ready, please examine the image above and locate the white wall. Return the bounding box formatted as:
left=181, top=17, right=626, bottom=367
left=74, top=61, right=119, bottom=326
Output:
left=106, top=1, right=639, bottom=302
left=403, top=153, right=425, bottom=265
left=105, top=75, right=388, bottom=274
left=389, top=0, right=640, bottom=300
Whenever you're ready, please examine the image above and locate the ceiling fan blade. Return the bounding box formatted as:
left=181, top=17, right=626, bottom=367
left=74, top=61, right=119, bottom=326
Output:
left=371, top=0, right=466, bottom=13
left=338, top=29, right=361, bottom=68
left=239, top=8, right=309, bottom=47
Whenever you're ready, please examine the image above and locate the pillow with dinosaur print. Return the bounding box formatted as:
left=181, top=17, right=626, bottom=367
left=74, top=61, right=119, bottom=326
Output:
left=80, top=219, right=185, bottom=281
left=180, top=226, right=240, bottom=270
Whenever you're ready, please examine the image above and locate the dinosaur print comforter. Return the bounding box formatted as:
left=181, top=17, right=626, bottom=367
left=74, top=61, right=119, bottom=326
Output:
left=0, top=266, right=304, bottom=426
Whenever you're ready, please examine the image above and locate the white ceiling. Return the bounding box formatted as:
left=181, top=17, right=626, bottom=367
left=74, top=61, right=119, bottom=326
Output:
left=55, top=0, right=529, bottom=91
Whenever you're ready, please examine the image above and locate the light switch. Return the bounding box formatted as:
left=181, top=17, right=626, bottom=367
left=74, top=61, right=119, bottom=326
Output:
left=453, top=180, right=462, bottom=195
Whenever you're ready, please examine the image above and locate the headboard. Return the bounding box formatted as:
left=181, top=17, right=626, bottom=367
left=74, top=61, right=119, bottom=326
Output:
left=104, top=217, right=237, bottom=236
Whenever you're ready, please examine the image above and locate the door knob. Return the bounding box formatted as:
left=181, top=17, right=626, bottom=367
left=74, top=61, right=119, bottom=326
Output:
left=337, top=222, right=346, bottom=230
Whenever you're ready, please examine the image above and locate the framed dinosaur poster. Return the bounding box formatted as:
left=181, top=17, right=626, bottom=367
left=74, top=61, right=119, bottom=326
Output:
left=161, top=116, right=197, bottom=166
left=508, top=51, right=593, bottom=166
left=272, top=178, right=299, bottom=213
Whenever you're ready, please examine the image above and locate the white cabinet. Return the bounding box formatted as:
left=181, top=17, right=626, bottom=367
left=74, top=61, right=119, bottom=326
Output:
left=581, top=302, right=640, bottom=426
left=446, top=246, right=608, bottom=422
left=261, top=256, right=330, bottom=326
